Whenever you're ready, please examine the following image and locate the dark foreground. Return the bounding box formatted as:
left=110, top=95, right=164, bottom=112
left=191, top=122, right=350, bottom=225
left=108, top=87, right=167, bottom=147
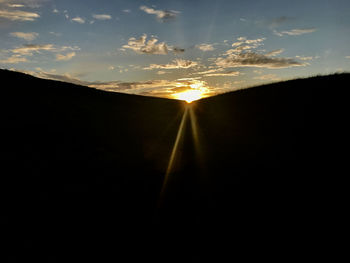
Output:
left=1, top=70, right=348, bottom=262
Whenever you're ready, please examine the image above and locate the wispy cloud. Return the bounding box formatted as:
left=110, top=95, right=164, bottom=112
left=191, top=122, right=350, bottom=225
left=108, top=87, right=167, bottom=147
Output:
left=122, top=34, right=168, bottom=55
left=6, top=4, right=25, bottom=8
left=196, top=44, right=215, bottom=52
left=172, top=47, right=185, bottom=53
left=274, top=28, right=317, bottom=36
left=157, top=71, right=168, bottom=75
left=144, top=59, right=198, bottom=70
left=215, top=37, right=305, bottom=69
left=10, top=32, right=38, bottom=41
left=231, top=37, right=265, bottom=47
left=195, top=68, right=224, bottom=75
left=1, top=0, right=45, bottom=9
left=0, top=55, right=27, bottom=64
left=71, top=16, right=85, bottom=24
left=25, top=70, right=214, bottom=98
left=194, top=68, right=240, bottom=77
left=295, top=55, right=319, bottom=61
left=140, top=5, right=180, bottom=22
left=265, top=49, right=284, bottom=56
left=55, top=52, right=76, bottom=61
left=216, top=52, right=305, bottom=69
left=92, top=14, right=112, bottom=20
left=23, top=71, right=86, bottom=86
left=0, top=0, right=44, bottom=24
left=49, top=31, right=62, bottom=37
left=254, top=74, right=280, bottom=81
left=11, top=44, right=55, bottom=55
left=203, top=70, right=241, bottom=77
left=0, top=9, right=39, bottom=21
left=63, top=10, right=69, bottom=19
left=224, top=37, right=266, bottom=56
left=88, top=77, right=210, bottom=98
left=10, top=44, right=79, bottom=55
left=3, top=44, right=80, bottom=64
left=266, top=16, right=294, bottom=29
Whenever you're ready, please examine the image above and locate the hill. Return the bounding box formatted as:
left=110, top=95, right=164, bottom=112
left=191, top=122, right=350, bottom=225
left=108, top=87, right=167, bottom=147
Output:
left=1, top=69, right=349, bottom=262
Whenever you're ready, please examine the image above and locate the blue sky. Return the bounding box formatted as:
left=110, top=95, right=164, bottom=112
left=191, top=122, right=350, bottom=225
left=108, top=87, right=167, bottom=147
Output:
left=1, top=0, right=350, bottom=99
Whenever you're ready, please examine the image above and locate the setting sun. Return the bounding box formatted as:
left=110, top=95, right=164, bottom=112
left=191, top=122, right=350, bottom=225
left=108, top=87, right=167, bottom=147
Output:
left=172, top=89, right=204, bottom=103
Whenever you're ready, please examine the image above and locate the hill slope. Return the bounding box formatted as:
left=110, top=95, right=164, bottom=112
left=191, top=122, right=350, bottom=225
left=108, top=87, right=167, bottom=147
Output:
left=1, top=69, right=349, bottom=262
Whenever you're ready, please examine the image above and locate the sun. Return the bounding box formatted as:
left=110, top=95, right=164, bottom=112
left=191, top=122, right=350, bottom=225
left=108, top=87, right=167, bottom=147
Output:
left=172, top=89, right=204, bottom=103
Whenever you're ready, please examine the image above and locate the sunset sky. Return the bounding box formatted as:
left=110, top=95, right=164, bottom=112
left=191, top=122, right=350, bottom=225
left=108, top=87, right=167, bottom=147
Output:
left=1, top=0, right=350, bottom=99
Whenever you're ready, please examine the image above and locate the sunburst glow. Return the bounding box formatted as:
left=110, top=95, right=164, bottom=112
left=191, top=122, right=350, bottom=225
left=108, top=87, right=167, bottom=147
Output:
left=172, top=89, right=204, bottom=103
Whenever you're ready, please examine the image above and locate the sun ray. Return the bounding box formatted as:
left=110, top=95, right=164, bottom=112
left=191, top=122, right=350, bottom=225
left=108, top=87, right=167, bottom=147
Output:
left=158, top=107, right=189, bottom=205
left=189, top=107, right=200, bottom=153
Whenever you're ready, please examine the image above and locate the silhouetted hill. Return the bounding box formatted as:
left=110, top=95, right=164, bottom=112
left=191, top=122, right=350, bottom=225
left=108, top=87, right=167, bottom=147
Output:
left=1, top=69, right=349, bottom=262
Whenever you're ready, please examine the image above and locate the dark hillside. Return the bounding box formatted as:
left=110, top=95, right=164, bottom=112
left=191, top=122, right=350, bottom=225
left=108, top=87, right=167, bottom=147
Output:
left=0, top=69, right=186, bottom=262
left=1, top=70, right=349, bottom=262
left=193, top=74, right=349, bottom=219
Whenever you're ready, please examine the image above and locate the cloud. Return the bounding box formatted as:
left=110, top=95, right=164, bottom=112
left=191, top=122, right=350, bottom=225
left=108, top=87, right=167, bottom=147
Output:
left=216, top=52, right=306, bottom=69
left=254, top=74, right=280, bottom=81
left=216, top=37, right=305, bottom=69
left=253, top=69, right=264, bottom=75
left=10, top=32, right=38, bottom=41
left=232, top=37, right=265, bottom=47
left=71, top=16, right=85, bottom=24
left=123, top=9, right=131, bottom=13
left=203, top=71, right=241, bottom=77
left=0, top=55, right=27, bottom=64
left=346, top=56, right=350, bottom=59
left=11, top=44, right=55, bottom=55
left=224, top=39, right=265, bottom=57
left=195, top=68, right=224, bottom=75
left=157, top=71, right=168, bottom=75
left=8, top=44, right=80, bottom=56
left=49, top=31, right=62, bottom=37
left=6, top=4, right=25, bottom=8
left=6, top=44, right=79, bottom=63
left=266, top=16, right=294, bottom=28
left=55, top=52, right=76, bottom=61
left=227, top=37, right=265, bottom=54
left=245, top=38, right=265, bottom=44
left=92, top=14, right=111, bottom=20
left=265, top=49, right=284, bottom=56
left=24, top=71, right=87, bottom=86
left=295, top=55, right=319, bottom=61
left=122, top=34, right=168, bottom=55
left=0, top=0, right=45, bottom=9
left=26, top=70, right=213, bottom=98
left=196, top=44, right=215, bottom=52
left=172, top=47, right=185, bottom=53
left=0, top=9, right=39, bottom=21
left=88, top=78, right=210, bottom=97
left=274, top=28, right=316, bottom=36
left=144, top=59, right=198, bottom=70
left=194, top=68, right=240, bottom=77
left=140, top=5, right=179, bottom=22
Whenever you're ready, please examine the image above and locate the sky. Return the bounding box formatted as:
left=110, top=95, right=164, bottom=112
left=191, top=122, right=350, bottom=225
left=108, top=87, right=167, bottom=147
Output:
left=1, top=0, right=350, bottom=99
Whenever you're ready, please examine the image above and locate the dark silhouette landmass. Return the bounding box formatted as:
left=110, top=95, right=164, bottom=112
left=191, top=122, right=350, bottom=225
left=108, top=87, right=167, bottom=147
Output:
left=1, top=69, right=349, bottom=262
